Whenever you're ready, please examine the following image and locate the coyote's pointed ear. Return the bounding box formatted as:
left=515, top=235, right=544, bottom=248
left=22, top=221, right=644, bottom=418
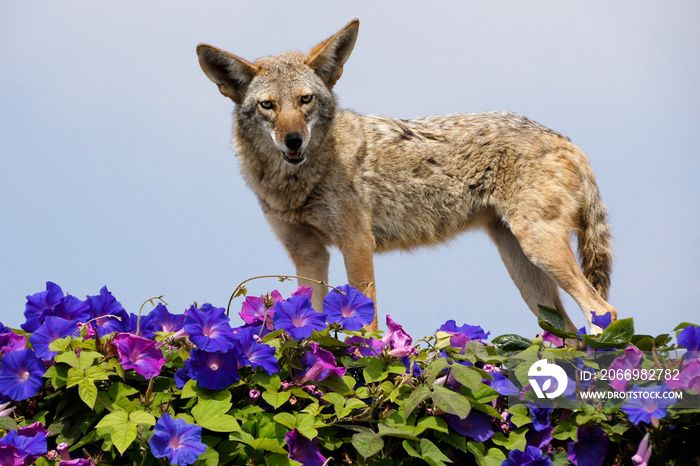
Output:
left=197, top=44, right=259, bottom=104
left=305, top=19, right=359, bottom=88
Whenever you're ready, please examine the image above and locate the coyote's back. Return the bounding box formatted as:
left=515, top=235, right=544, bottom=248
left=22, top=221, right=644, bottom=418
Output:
left=197, top=19, right=617, bottom=332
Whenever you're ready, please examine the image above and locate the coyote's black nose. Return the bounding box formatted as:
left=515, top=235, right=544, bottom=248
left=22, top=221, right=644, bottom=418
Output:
left=284, top=132, right=303, bottom=152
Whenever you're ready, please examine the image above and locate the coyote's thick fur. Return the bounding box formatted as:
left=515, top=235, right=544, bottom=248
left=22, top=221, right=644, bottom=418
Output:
left=197, top=19, right=617, bottom=332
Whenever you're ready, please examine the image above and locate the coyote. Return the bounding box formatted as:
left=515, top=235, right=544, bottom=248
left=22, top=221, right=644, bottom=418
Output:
left=197, top=19, right=617, bottom=332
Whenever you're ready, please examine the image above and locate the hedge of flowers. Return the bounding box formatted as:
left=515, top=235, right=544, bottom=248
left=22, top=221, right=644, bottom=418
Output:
left=0, top=280, right=698, bottom=465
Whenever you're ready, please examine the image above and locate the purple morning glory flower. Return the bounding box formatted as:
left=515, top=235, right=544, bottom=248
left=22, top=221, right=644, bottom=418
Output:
left=185, top=303, right=238, bottom=352
left=0, top=331, right=26, bottom=354
left=185, top=348, right=240, bottom=390
left=590, top=311, right=613, bottom=332
left=322, top=285, right=375, bottom=331
left=285, top=429, right=327, bottom=466
left=0, top=348, right=46, bottom=400
left=439, top=320, right=490, bottom=349
left=446, top=410, right=494, bottom=442
left=272, top=295, right=327, bottom=340
left=678, top=325, right=700, bottom=351
left=22, top=282, right=64, bottom=332
left=631, top=432, right=651, bottom=466
left=503, top=446, right=552, bottom=466
left=300, top=343, right=346, bottom=383
left=174, top=368, right=191, bottom=390
left=112, top=334, right=167, bottom=379
left=526, top=426, right=553, bottom=449
left=239, top=291, right=282, bottom=328
left=608, top=346, right=643, bottom=392
left=0, top=445, right=20, bottom=465
left=148, top=303, right=185, bottom=334
left=86, top=286, right=131, bottom=336
left=150, top=413, right=206, bottom=466
left=233, top=327, right=279, bottom=375
left=539, top=331, right=564, bottom=348
left=29, top=317, right=78, bottom=361
left=621, top=383, right=676, bottom=425
left=667, top=358, right=700, bottom=393
left=567, top=425, right=609, bottom=466
left=345, top=336, right=385, bottom=358
left=0, top=423, right=48, bottom=465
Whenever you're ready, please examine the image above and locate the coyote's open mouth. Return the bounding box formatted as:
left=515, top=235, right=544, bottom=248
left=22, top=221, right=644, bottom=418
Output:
left=282, top=151, right=306, bottom=165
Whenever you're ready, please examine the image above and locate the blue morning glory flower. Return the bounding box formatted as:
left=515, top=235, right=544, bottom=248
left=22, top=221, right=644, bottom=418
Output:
left=590, top=311, right=613, bottom=331
left=22, top=282, right=64, bottom=332
left=322, top=285, right=374, bottom=331
left=272, top=295, right=327, bottom=340
left=621, top=383, right=676, bottom=425
left=0, top=423, right=48, bottom=465
left=678, top=325, right=700, bottom=351
left=185, top=348, right=240, bottom=390
left=150, top=413, right=206, bottom=466
left=86, top=286, right=131, bottom=336
left=233, top=326, right=278, bottom=375
left=503, top=445, right=552, bottom=466
left=0, top=348, right=46, bottom=401
left=184, top=303, right=238, bottom=352
left=446, top=410, right=494, bottom=442
left=148, top=303, right=185, bottom=334
left=530, top=406, right=553, bottom=432
left=28, top=316, right=78, bottom=361
left=567, top=425, right=609, bottom=466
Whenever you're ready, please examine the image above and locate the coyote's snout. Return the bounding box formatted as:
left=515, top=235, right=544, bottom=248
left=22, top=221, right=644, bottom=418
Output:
left=197, top=19, right=618, bottom=332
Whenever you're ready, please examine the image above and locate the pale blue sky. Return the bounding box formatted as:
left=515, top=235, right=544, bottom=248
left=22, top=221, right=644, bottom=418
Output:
left=1, top=1, right=698, bottom=340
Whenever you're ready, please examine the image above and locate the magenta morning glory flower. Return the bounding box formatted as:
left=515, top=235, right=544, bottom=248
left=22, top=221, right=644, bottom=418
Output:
left=383, top=315, right=411, bottom=346
left=345, top=335, right=384, bottom=358
left=148, top=303, right=185, bottom=334
left=291, top=286, right=313, bottom=299
left=667, top=358, right=700, bottom=393
left=185, top=348, right=240, bottom=390
left=608, top=346, right=643, bottom=392
left=22, top=282, right=65, bottom=332
left=239, top=291, right=282, bottom=328
left=322, top=285, right=375, bottom=331
left=272, top=295, right=327, bottom=340
left=300, top=343, right=346, bottom=383
left=29, top=317, right=78, bottom=361
left=503, top=446, right=552, bottom=466
left=0, top=348, right=46, bottom=401
left=446, top=411, right=494, bottom=442
left=621, top=383, right=676, bottom=425
left=285, top=429, right=327, bottom=466
left=112, top=334, right=167, bottom=379
left=678, top=325, right=700, bottom=351
left=184, top=303, right=238, bottom=352
left=86, top=286, right=130, bottom=336
left=0, top=331, right=26, bottom=354
left=233, top=327, right=278, bottom=375
left=150, top=413, right=207, bottom=466
left=567, top=425, right=609, bottom=466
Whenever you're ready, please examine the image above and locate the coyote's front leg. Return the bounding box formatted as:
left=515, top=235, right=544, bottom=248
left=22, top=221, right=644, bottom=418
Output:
left=338, top=218, right=377, bottom=331
left=266, top=216, right=331, bottom=312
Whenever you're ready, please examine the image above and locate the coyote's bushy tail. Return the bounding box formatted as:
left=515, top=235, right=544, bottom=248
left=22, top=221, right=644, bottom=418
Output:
left=578, top=172, right=613, bottom=300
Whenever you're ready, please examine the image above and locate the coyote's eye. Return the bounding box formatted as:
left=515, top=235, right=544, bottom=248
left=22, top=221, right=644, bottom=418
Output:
left=259, top=100, right=274, bottom=110
left=300, top=94, right=314, bottom=105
